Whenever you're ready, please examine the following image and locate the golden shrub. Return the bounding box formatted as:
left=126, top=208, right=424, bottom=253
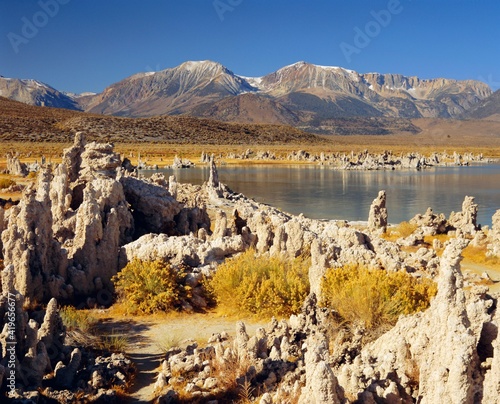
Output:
left=321, top=265, right=437, bottom=329
left=208, top=250, right=309, bottom=318
left=0, top=178, right=15, bottom=189
left=112, top=259, right=190, bottom=315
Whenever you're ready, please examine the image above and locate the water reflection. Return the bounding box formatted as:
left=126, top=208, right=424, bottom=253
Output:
left=147, top=164, right=500, bottom=226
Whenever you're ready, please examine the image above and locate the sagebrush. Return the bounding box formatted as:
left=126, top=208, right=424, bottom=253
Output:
left=112, top=259, right=191, bottom=315
left=321, top=265, right=437, bottom=329
left=208, top=250, right=310, bottom=318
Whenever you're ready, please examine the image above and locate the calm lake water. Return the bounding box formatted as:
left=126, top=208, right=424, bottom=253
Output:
left=147, top=164, right=500, bottom=227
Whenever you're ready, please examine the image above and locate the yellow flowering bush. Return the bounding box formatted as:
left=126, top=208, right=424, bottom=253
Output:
left=321, top=265, right=437, bottom=329
left=208, top=250, right=310, bottom=318
left=112, top=259, right=190, bottom=315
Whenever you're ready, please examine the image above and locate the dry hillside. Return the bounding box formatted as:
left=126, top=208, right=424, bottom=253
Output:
left=0, top=96, right=323, bottom=145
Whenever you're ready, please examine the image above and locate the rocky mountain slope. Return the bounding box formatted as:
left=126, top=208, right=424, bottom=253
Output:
left=84, top=61, right=255, bottom=117
left=461, top=89, right=500, bottom=121
left=1, top=61, right=493, bottom=134
left=83, top=61, right=491, bottom=127
left=0, top=96, right=322, bottom=144
left=0, top=76, right=81, bottom=110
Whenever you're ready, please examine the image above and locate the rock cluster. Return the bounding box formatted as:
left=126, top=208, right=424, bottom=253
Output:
left=215, top=149, right=487, bottom=170
left=448, top=195, right=479, bottom=236
left=171, top=155, right=195, bottom=169
left=488, top=210, right=500, bottom=257
left=487, top=209, right=500, bottom=257
left=337, top=239, right=498, bottom=403
left=1, top=135, right=133, bottom=304
left=155, top=297, right=331, bottom=403
left=409, top=207, right=448, bottom=235
left=0, top=268, right=134, bottom=402
left=153, top=238, right=500, bottom=403
left=408, top=195, right=481, bottom=237
left=0, top=133, right=210, bottom=305
left=6, top=153, right=28, bottom=177
left=1, top=132, right=499, bottom=402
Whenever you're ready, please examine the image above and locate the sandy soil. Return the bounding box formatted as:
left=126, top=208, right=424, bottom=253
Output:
left=95, top=312, right=266, bottom=402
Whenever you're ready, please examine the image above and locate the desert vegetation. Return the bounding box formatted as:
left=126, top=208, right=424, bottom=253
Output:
left=0, top=178, right=16, bottom=189
left=382, top=221, right=419, bottom=241
left=112, top=259, right=192, bottom=315
left=208, top=250, right=310, bottom=318
left=321, top=265, right=437, bottom=330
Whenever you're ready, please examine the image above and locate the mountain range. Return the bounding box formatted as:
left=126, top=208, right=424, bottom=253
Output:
left=1, top=61, right=500, bottom=134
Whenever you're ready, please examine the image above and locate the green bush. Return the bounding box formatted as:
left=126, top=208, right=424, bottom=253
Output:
left=208, top=250, right=310, bottom=318
left=321, top=265, right=437, bottom=329
left=112, top=259, right=190, bottom=315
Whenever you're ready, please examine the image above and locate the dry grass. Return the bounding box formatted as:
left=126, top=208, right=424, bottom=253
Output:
left=155, top=333, right=183, bottom=354
left=0, top=178, right=15, bottom=189
left=99, top=331, right=129, bottom=353
left=110, top=384, right=133, bottom=402
left=382, top=221, right=419, bottom=242
left=211, top=354, right=254, bottom=399
left=237, top=378, right=255, bottom=404
left=60, top=306, right=98, bottom=332
left=462, top=244, right=500, bottom=267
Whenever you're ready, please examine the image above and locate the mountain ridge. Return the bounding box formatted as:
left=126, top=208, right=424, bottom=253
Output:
left=0, top=61, right=494, bottom=134
left=0, top=76, right=81, bottom=111
left=461, top=89, right=500, bottom=121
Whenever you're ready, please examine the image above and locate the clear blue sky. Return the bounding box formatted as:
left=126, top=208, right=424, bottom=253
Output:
left=1, top=0, right=499, bottom=94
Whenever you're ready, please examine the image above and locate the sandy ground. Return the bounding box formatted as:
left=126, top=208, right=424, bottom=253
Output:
left=95, top=312, right=266, bottom=402
left=462, top=262, right=500, bottom=293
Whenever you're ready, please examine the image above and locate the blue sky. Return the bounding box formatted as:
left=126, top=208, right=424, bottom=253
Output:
left=1, top=0, right=499, bottom=94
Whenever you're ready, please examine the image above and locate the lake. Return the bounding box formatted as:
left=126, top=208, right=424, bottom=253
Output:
left=146, top=164, right=500, bottom=227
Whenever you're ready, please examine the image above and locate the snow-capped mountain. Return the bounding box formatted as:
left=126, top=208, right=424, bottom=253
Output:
left=85, top=60, right=257, bottom=116
left=1, top=61, right=493, bottom=131
left=0, top=76, right=81, bottom=110
left=83, top=61, right=491, bottom=121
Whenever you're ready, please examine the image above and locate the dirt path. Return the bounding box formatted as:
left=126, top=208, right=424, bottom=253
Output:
left=462, top=261, right=500, bottom=293
left=96, top=313, right=265, bottom=403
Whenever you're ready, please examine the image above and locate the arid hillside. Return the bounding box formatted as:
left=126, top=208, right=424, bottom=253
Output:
left=0, top=96, right=322, bottom=145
